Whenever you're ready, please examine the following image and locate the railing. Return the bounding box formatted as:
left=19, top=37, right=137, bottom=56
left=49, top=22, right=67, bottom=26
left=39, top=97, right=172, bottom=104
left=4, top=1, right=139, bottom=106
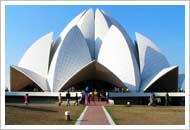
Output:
left=5, top=92, right=185, bottom=97
left=109, top=92, right=185, bottom=97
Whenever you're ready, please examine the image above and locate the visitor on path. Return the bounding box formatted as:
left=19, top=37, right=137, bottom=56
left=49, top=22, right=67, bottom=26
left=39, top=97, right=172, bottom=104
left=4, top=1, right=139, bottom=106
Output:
left=80, top=90, right=85, bottom=105
left=85, top=86, right=90, bottom=93
left=82, top=90, right=85, bottom=104
left=148, top=92, right=155, bottom=106
left=100, top=92, right=104, bottom=101
left=106, top=91, right=109, bottom=103
left=58, top=93, right=62, bottom=106
left=165, top=92, right=169, bottom=106
left=91, top=90, right=96, bottom=105
left=92, top=90, right=95, bottom=102
left=88, top=92, right=91, bottom=104
left=66, top=91, right=71, bottom=106
left=74, top=93, right=79, bottom=106
left=24, top=93, right=29, bottom=105
left=85, top=93, right=89, bottom=105
left=94, top=89, right=97, bottom=96
left=85, top=85, right=90, bottom=105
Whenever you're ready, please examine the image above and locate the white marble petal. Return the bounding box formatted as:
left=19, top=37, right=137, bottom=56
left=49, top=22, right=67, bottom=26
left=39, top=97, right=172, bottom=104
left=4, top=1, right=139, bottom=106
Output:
left=101, top=10, right=138, bottom=60
left=48, top=26, right=92, bottom=91
left=59, top=61, right=127, bottom=91
left=98, top=25, right=140, bottom=91
left=51, top=10, right=86, bottom=58
left=77, top=9, right=95, bottom=59
left=11, top=65, right=50, bottom=91
left=18, top=32, right=53, bottom=78
left=142, top=66, right=178, bottom=91
left=135, top=32, right=170, bottom=86
left=95, top=9, right=112, bottom=58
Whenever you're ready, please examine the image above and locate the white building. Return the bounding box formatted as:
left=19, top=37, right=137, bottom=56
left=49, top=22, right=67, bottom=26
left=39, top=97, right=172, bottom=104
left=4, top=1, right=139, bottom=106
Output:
left=10, top=9, right=178, bottom=93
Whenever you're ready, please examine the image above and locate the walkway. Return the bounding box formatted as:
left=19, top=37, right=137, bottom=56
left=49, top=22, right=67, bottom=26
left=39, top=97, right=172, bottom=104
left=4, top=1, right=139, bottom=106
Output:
left=76, top=102, right=115, bottom=125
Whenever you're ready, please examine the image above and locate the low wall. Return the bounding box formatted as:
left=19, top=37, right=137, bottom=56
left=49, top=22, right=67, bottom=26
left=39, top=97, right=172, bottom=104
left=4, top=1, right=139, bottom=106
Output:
left=5, top=96, right=77, bottom=104
left=5, top=92, right=185, bottom=106
left=5, top=92, right=80, bottom=104
left=111, top=97, right=185, bottom=106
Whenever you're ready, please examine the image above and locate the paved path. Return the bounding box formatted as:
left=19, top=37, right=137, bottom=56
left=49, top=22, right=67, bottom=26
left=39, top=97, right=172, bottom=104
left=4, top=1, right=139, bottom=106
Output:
left=76, top=102, right=115, bottom=125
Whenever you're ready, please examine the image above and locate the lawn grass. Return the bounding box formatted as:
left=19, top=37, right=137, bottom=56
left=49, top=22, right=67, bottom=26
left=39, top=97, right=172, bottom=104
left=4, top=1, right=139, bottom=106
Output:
left=105, top=105, right=185, bottom=125
left=6, top=104, right=84, bottom=125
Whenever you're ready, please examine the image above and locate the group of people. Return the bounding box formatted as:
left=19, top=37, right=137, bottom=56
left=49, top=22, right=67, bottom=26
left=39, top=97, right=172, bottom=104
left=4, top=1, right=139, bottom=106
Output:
left=80, top=87, right=109, bottom=105
left=148, top=92, right=170, bottom=106
left=23, top=90, right=109, bottom=106
left=24, top=91, right=170, bottom=106
left=58, top=91, right=79, bottom=106
left=57, top=86, right=109, bottom=106
left=23, top=82, right=112, bottom=106
left=23, top=91, right=79, bottom=106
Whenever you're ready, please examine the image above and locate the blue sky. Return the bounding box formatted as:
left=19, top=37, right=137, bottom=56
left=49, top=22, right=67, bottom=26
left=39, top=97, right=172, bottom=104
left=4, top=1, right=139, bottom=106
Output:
left=5, top=5, right=185, bottom=88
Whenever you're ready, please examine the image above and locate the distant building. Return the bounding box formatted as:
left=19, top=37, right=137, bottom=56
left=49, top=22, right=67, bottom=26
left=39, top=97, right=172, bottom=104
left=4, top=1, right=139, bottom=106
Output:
left=10, top=9, right=178, bottom=93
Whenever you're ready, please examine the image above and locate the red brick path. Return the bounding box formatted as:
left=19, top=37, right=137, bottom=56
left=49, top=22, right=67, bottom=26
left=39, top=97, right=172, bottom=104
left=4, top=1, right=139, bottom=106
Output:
left=80, top=102, right=110, bottom=125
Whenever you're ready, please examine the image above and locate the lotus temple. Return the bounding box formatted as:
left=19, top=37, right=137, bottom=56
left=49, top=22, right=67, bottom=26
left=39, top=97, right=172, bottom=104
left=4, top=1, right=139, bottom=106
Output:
left=6, top=9, right=185, bottom=105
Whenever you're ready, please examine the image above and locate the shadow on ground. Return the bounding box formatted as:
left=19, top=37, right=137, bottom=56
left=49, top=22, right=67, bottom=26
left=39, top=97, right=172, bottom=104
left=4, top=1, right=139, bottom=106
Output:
left=6, top=105, right=57, bottom=112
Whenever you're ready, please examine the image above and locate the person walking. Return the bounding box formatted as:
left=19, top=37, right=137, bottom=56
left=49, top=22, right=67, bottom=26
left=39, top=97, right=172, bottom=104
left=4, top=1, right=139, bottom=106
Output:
left=24, top=93, right=29, bottom=105
left=91, top=90, right=96, bottom=105
left=148, top=92, right=155, bottom=106
left=66, top=91, right=71, bottom=106
left=85, top=85, right=90, bottom=105
left=58, top=93, right=62, bottom=106
left=165, top=92, right=169, bottom=106
left=88, top=92, right=91, bottom=104
left=81, top=90, right=85, bottom=104
left=106, top=91, right=109, bottom=104
left=85, top=92, right=89, bottom=105
left=74, top=93, right=79, bottom=106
